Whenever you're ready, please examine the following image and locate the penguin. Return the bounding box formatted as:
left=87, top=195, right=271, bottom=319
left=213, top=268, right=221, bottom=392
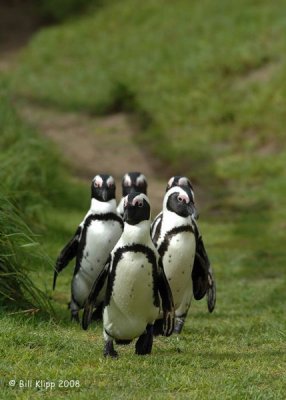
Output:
left=116, top=172, right=148, bottom=218
left=151, top=186, right=210, bottom=334
left=151, top=175, right=216, bottom=315
left=53, top=174, right=123, bottom=322
left=82, top=192, right=174, bottom=357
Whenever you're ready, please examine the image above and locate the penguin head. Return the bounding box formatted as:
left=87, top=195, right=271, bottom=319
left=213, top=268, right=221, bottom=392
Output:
left=166, top=176, right=198, bottom=219
left=166, top=176, right=194, bottom=196
left=165, top=187, right=196, bottom=218
left=91, top=174, right=116, bottom=202
left=122, top=172, right=147, bottom=196
left=123, top=193, right=150, bottom=225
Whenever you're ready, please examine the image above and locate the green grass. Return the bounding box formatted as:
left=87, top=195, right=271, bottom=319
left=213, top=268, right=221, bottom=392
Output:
left=1, top=0, right=286, bottom=398
left=1, top=246, right=285, bottom=399
left=11, top=0, right=286, bottom=186
left=0, top=80, right=85, bottom=310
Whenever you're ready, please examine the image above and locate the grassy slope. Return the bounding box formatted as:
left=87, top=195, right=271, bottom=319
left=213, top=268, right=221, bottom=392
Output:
left=1, top=0, right=286, bottom=398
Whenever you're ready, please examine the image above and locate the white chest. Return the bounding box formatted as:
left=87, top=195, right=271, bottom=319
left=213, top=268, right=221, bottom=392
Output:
left=162, top=230, right=195, bottom=309
left=104, top=250, right=159, bottom=340
left=80, top=219, right=122, bottom=281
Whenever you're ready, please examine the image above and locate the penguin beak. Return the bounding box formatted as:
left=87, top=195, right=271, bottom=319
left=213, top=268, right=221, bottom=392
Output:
left=101, top=188, right=109, bottom=201
left=123, top=206, right=131, bottom=222
left=129, top=187, right=137, bottom=195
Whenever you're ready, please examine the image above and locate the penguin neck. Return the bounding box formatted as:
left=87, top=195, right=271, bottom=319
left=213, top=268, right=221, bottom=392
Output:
left=122, top=220, right=151, bottom=245
left=161, top=208, right=193, bottom=233
left=90, top=198, right=116, bottom=214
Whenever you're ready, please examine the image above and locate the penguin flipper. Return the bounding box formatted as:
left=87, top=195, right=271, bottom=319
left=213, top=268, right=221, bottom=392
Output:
left=207, top=268, right=216, bottom=313
left=157, top=259, right=174, bottom=337
left=192, top=249, right=208, bottom=300
left=82, top=261, right=109, bottom=330
left=53, top=226, right=82, bottom=290
left=151, top=212, right=162, bottom=246
left=195, top=231, right=216, bottom=311
left=192, top=223, right=210, bottom=301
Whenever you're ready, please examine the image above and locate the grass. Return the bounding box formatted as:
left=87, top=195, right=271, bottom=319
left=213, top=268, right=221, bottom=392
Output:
left=0, top=80, right=85, bottom=311
left=1, top=0, right=286, bottom=398
left=10, top=0, right=286, bottom=186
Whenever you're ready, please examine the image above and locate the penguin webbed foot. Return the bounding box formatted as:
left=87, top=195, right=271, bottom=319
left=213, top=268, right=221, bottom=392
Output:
left=104, top=340, right=118, bottom=358
left=71, top=310, right=80, bottom=323
left=173, top=316, right=185, bottom=334
left=135, top=325, right=153, bottom=355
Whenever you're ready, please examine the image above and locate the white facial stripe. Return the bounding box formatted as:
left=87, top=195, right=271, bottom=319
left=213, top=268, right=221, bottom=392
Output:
left=94, top=175, right=103, bottom=187
left=124, top=175, right=132, bottom=187
left=107, top=176, right=115, bottom=186
left=164, top=186, right=190, bottom=209
left=124, top=195, right=129, bottom=207
left=167, top=177, right=175, bottom=188
left=136, top=174, right=146, bottom=186
left=178, top=177, right=190, bottom=187
left=191, top=190, right=195, bottom=201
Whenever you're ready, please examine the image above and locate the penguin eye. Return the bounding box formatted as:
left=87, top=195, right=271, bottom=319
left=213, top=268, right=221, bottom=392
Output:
left=138, top=201, right=143, bottom=208
left=178, top=196, right=184, bottom=203
left=94, top=182, right=99, bottom=188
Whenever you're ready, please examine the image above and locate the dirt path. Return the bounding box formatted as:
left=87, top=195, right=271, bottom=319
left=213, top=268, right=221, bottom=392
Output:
left=18, top=102, right=167, bottom=213
left=0, top=2, right=169, bottom=213
left=0, top=1, right=43, bottom=72
left=0, top=2, right=204, bottom=215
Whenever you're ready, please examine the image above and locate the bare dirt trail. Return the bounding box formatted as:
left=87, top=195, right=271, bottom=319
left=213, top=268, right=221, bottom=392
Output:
left=1, top=2, right=207, bottom=215
left=0, top=1, right=168, bottom=214
left=18, top=102, right=167, bottom=213
left=0, top=0, right=43, bottom=72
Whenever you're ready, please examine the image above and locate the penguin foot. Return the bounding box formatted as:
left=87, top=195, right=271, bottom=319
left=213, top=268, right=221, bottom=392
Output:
left=174, top=317, right=185, bottom=334
left=71, top=310, right=80, bottom=323
left=135, top=325, right=153, bottom=355
left=104, top=340, right=118, bottom=358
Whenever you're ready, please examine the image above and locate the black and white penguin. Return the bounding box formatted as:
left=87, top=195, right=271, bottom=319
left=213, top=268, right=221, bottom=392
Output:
left=152, top=175, right=216, bottom=316
left=53, top=174, right=123, bottom=321
left=82, top=192, right=174, bottom=357
left=151, top=186, right=211, bottom=334
left=116, top=172, right=148, bottom=217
